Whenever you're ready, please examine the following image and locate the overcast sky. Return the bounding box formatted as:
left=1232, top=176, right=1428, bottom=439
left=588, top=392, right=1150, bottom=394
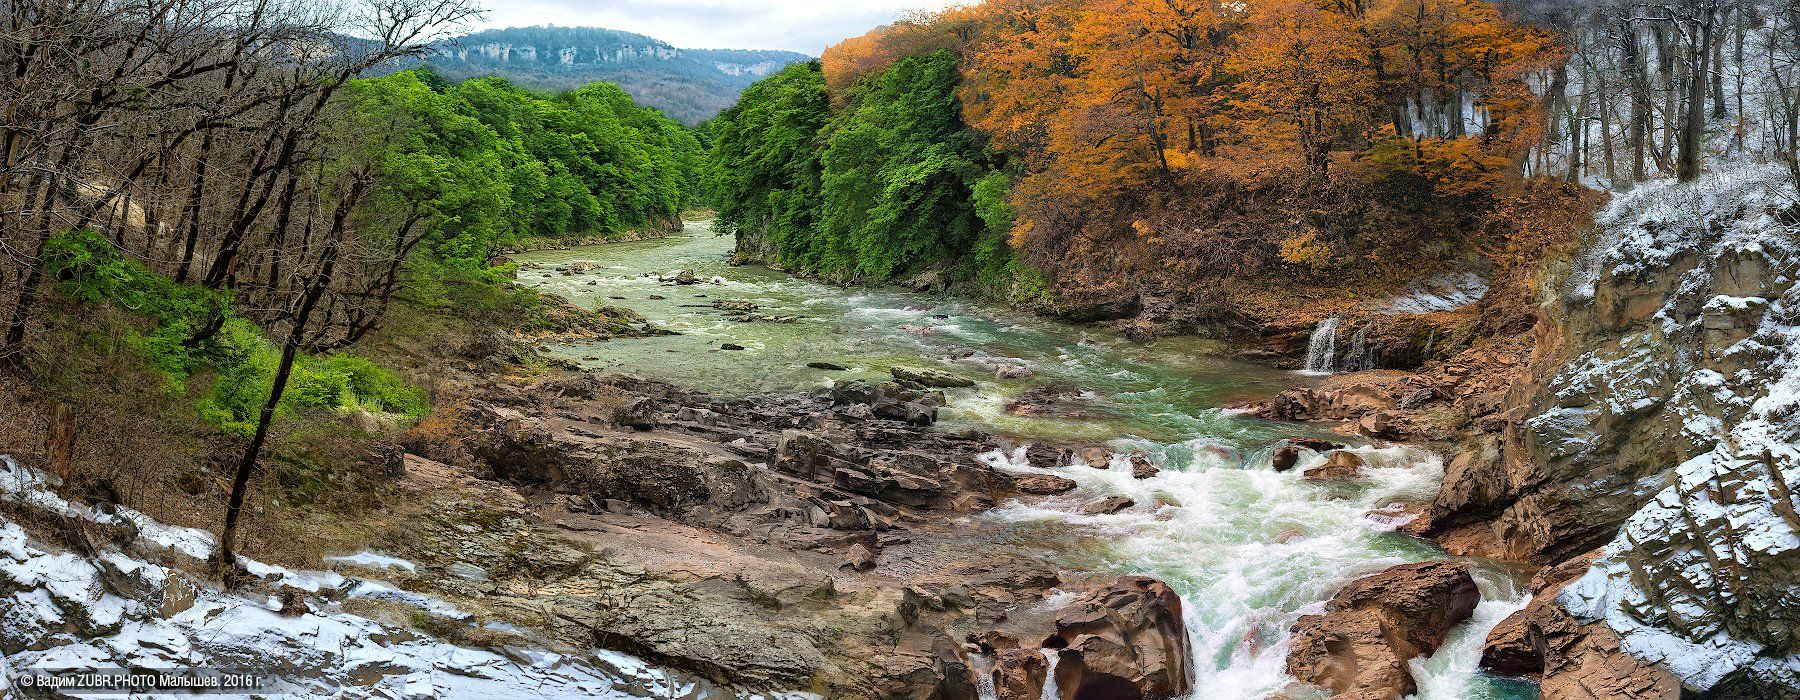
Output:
left=466, top=0, right=964, bottom=55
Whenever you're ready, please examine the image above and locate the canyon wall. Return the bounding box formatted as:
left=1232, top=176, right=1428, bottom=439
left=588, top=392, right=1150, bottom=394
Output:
left=1436, top=166, right=1800, bottom=697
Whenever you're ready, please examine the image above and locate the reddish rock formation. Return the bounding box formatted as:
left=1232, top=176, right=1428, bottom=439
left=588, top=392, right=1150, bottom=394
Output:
left=995, top=576, right=1194, bottom=700
left=1015, top=474, right=1080, bottom=495
left=1081, top=495, right=1135, bottom=515
left=1287, top=561, right=1480, bottom=700
left=1478, top=552, right=1679, bottom=699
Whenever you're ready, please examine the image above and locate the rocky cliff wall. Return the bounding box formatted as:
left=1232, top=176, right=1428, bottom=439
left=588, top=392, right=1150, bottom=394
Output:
left=1444, top=166, right=1800, bottom=697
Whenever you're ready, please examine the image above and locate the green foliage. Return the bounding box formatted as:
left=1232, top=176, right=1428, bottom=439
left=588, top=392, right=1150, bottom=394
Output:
left=43, top=230, right=426, bottom=435
left=705, top=61, right=831, bottom=265
left=342, top=69, right=704, bottom=277
left=41, top=229, right=234, bottom=378
left=709, top=52, right=1039, bottom=289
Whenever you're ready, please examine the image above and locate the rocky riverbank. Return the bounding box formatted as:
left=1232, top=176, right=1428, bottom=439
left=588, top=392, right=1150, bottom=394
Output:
left=0, top=352, right=1202, bottom=698
left=1252, top=165, right=1800, bottom=699
left=392, top=370, right=1198, bottom=698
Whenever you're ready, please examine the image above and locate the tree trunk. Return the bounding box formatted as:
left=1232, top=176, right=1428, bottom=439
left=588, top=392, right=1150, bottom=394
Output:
left=45, top=401, right=77, bottom=481
left=1678, top=2, right=1716, bottom=182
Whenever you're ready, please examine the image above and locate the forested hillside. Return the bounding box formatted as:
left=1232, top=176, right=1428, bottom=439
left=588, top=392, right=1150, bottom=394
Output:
left=415, top=26, right=811, bottom=124
left=0, top=0, right=701, bottom=563
left=710, top=0, right=1775, bottom=354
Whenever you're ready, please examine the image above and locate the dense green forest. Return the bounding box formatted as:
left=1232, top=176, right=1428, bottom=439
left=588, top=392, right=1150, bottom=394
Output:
left=706, top=53, right=1048, bottom=304
left=36, top=66, right=703, bottom=436
left=355, top=69, right=704, bottom=268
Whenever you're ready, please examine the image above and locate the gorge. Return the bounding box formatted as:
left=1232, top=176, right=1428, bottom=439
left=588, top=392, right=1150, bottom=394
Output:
left=2, top=0, right=1798, bottom=699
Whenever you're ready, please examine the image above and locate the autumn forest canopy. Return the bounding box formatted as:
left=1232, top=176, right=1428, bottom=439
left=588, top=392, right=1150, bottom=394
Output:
left=708, top=0, right=1770, bottom=331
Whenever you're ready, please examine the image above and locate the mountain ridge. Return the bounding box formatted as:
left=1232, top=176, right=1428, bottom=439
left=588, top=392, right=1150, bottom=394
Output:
left=416, top=25, right=812, bottom=124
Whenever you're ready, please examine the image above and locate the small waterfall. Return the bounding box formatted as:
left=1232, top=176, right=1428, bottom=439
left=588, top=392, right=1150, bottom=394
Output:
left=1421, top=327, right=1439, bottom=363
left=1302, top=316, right=1341, bottom=374
left=1343, top=324, right=1376, bottom=372
left=1039, top=649, right=1060, bottom=700
left=970, top=653, right=998, bottom=700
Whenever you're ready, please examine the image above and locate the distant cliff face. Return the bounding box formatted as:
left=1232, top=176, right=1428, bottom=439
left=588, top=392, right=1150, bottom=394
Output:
left=418, top=26, right=811, bottom=124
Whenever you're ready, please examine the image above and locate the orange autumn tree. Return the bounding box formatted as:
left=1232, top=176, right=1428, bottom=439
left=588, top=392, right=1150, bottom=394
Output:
left=1062, top=0, right=1237, bottom=180
left=821, top=5, right=995, bottom=95
left=1230, top=0, right=1373, bottom=179
left=960, top=0, right=1081, bottom=158
left=756, top=0, right=1567, bottom=293
left=1353, top=0, right=1560, bottom=197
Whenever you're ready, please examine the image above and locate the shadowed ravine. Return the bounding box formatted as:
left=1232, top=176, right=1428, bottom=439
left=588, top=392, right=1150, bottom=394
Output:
left=512, top=220, right=1538, bottom=699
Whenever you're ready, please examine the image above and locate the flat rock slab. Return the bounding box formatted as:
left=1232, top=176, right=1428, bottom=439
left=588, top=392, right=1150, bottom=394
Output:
left=889, top=365, right=975, bottom=388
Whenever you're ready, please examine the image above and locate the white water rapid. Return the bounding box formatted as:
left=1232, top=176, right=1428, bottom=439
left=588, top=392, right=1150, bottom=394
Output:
left=1301, top=317, right=1341, bottom=374
left=979, top=441, right=1533, bottom=700
left=1040, top=649, right=1061, bottom=700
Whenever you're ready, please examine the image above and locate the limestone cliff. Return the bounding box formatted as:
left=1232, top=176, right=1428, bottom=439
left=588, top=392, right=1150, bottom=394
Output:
left=1438, top=166, right=1800, bottom=696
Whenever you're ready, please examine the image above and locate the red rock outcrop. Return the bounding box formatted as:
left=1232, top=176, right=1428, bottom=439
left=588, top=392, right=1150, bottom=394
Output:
left=1286, top=561, right=1479, bottom=700
left=994, top=576, right=1194, bottom=700
left=1478, top=553, right=1680, bottom=700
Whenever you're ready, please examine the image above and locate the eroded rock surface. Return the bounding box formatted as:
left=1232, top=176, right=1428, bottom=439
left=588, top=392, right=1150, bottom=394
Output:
left=1286, top=561, right=1479, bottom=700
left=400, top=372, right=1194, bottom=698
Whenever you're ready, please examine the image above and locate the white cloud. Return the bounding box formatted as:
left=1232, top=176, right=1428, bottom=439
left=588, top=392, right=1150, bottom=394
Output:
left=466, top=0, right=966, bottom=54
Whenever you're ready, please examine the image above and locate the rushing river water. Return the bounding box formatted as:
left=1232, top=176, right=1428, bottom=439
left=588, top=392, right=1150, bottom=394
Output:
left=511, top=220, right=1537, bottom=700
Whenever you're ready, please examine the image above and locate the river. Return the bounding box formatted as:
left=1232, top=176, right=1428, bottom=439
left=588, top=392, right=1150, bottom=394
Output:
left=510, top=219, right=1537, bottom=700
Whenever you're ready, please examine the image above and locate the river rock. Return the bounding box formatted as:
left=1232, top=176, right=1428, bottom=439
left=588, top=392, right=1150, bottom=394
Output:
left=1014, top=474, right=1079, bottom=495
left=720, top=342, right=746, bottom=351
left=612, top=396, right=658, bottom=430
left=1040, top=576, right=1193, bottom=699
left=1129, top=452, right=1159, bottom=479
left=669, top=269, right=698, bottom=284
left=712, top=299, right=757, bottom=311
left=890, top=365, right=975, bottom=388
left=807, top=361, right=848, bottom=371
left=1081, top=495, right=1135, bottom=515
left=1357, top=411, right=1405, bottom=440
left=992, top=649, right=1048, bottom=700
left=1304, top=450, right=1366, bottom=480
left=996, top=364, right=1033, bottom=379
left=1078, top=446, right=1111, bottom=469
left=1271, top=445, right=1305, bottom=472
left=1024, top=444, right=1063, bottom=469
left=1287, top=560, right=1479, bottom=700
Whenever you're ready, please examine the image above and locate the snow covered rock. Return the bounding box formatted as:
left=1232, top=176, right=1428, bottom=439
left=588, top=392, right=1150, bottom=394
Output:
left=1493, top=166, right=1800, bottom=695
left=0, top=456, right=815, bottom=700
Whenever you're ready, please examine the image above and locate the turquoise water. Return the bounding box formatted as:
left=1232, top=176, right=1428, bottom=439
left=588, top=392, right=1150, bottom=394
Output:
left=511, top=221, right=1537, bottom=700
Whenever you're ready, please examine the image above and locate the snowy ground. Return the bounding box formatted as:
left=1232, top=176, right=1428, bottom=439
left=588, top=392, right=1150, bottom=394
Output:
left=0, top=456, right=815, bottom=699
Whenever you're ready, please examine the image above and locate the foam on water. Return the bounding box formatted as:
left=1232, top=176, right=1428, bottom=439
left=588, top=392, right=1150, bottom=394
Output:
left=982, top=442, right=1527, bottom=699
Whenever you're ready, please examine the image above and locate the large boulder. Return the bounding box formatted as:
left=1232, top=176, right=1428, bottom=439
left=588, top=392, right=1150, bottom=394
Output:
left=1051, top=577, right=1194, bottom=699
left=1304, top=450, right=1366, bottom=480
left=1013, top=474, right=1079, bottom=495
left=1287, top=561, right=1480, bottom=700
